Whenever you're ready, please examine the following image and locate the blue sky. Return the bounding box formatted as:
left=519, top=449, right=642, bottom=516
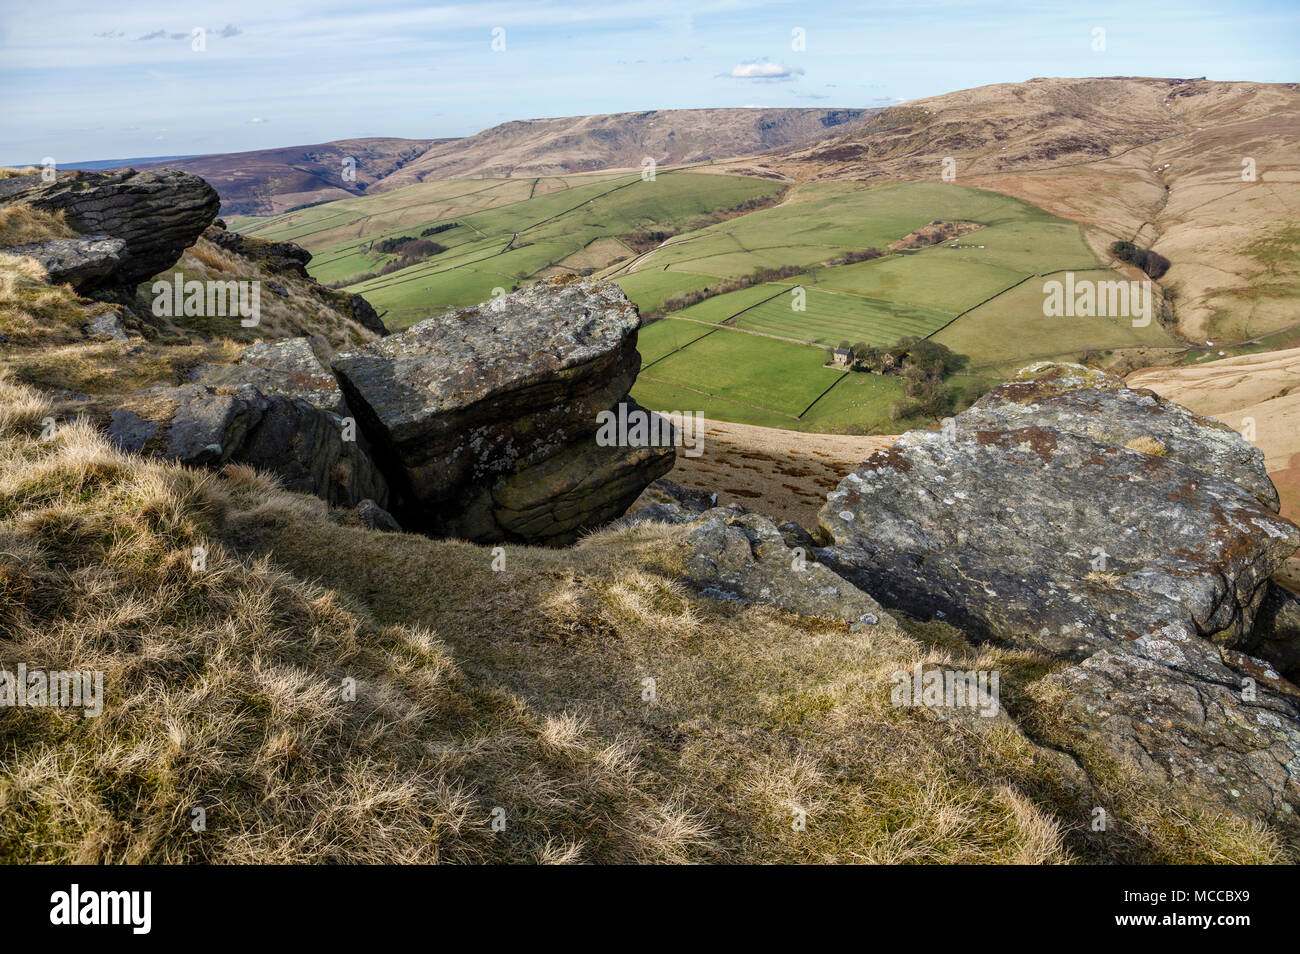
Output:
left=1, top=0, right=1296, bottom=164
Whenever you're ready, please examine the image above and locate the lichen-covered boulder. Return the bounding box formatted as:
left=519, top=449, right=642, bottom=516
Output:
left=817, top=363, right=1299, bottom=657
left=817, top=360, right=1300, bottom=836
left=332, top=280, right=674, bottom=543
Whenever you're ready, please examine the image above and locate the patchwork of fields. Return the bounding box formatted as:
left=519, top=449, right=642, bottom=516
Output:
left=236, top=172, right=1179, bottom=434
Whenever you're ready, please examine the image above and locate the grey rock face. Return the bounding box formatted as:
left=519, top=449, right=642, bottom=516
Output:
left=191, top=337, right=347, bottom=414
left=105, top=382, right=387, bottom=508
left=1052, top=628, right=1300, bottom=837
left=6, top=236, right=127, bottom=290
left=4, top=168, right=219, bottom=287
left=480, top=422, right=675, bottom=544
left=685, top=507, right=893, bottom=628
left=817, top=361, right=1300, bottom=835
left=332, top=280, right=674, bottom=543
left=355, top=499, right=402, bottom=533
left=818, top=363, right=1298, bottom=657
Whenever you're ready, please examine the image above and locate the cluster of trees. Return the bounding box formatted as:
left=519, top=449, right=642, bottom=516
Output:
left=620, top=229, right=678, bottom=253
left=823, top=247, right=884, bottom=267
left=660, top=264, right=806, bottom=313
left=375, top=236, right=445, bottom=257
left=324, top=237, right=447, bottom=288
left=420, top=222, right=457, bottom=237
left=1110, top=240, right=1171, bottom=280
left=826, top=336, right=970, bottom=421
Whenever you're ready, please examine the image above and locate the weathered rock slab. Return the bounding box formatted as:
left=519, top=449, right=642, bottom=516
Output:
left=686, top=507, right=894, bottom=628
left=332, top=280, right=670, bottom=542
left=818, top=363, right=1299, bottom=657
left=104, top=382, right=387, bottom=507
left=4, top=168, right=219, bottom=287
left=6, top=236, right=127, bottom=290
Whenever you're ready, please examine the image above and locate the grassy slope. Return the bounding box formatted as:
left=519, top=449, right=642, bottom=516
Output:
left=0, top=374, right=1284, bottom=863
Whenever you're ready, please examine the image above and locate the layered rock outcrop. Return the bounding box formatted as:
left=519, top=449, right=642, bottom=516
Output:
left=332, top=280, right=675, bottom=543
left=1, top=168, right=219, bottom=289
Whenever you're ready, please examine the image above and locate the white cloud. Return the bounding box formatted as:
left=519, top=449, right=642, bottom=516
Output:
left=727, top=58, right=804, bottom=80
left=248, top=117, right=268, bottom=123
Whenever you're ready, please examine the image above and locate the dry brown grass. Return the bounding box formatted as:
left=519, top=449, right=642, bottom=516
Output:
left=1124, top=435, right=1169, bottom=456
left=149, top=238, right=381, bottom=354
left=0, top=205, right=75, bottom=248
left=0, top=167, right=40, bottom=180
left=0, top=376, right=702, bottom=863
left=0, top=376, right=1290, bottom=862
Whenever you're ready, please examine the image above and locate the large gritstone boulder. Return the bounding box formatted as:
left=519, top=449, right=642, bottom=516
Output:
left=332, top=280, right=675, bottom=543
left=818, top=363, right=1298, bottom=657
left=817, top=361, right=1300, bottom=836
left=1, top=168, right=219, bottom=288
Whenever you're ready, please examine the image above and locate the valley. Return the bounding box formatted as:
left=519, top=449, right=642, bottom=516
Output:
left=235, top=170, right=1180, bottom=434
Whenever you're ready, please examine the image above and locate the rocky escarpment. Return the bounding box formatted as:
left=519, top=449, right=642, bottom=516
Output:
left=815, top=361, right=1300, bottom=834
left=333, top=280, right=676, bottom=544
left=0, top=168, right=219, bottom=290
left=1, top=167, right=394, bottom=512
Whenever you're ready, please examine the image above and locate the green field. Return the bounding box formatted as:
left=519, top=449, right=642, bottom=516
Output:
left=239, top=173, right=1178, bottom=434
left=636, top=317, right=718, bottom=364
left=932, top=268, right=1177, bottom=374
left=733, top=287, right=951, bottom=346
left=286, top=171, right=787, bottom=327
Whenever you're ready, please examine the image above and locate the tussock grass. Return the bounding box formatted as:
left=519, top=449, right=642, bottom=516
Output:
left=0, top=205, right=75, bottom=248
left=1124, top=435, right=1168, bottom=456
left=0, top=252, right=242, bottom=399
left=150, top=238, right=381, bottom=354
left=0, top=377, right=698, bottom=862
